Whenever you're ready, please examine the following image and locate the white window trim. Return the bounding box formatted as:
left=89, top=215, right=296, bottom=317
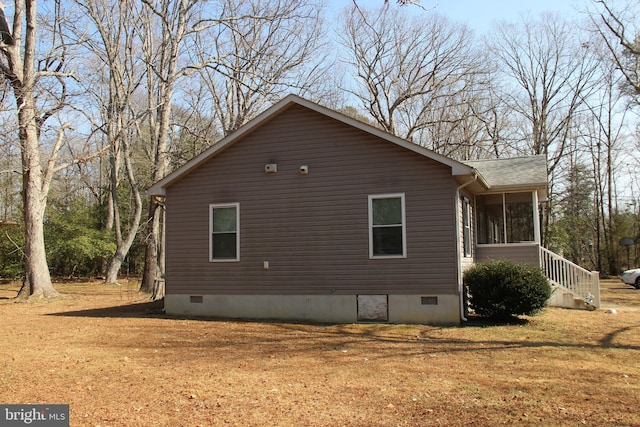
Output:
left=209, top=203, right=240, bottom=262
left=462, top=196, right=472, bottom=257
left=368, top=193, right=407, bottom=259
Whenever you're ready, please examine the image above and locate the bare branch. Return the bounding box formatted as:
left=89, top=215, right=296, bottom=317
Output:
left=41, top=123, right=71, bottom=196
left=592, top=0, right=640, bottom=97
left=338, top=5, right=485, bottom=151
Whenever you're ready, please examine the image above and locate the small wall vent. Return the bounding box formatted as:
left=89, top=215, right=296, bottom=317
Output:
left=421, top=296, right=438, bottom=305
left=264, top=163, right=277, bottom=173
left=190, top=295, right=203, bottom=304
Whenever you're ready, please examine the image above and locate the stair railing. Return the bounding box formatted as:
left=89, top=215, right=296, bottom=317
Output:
left=539, top=247, right=600, bottom=309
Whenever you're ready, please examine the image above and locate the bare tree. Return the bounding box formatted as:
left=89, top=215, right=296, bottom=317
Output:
left=577, top=40, right=630, bottom=275
left=468, top=79, right=522, bottom=159
left=166, top=89, right=221, bottom=169
left=338, top=5, right=484, bottom=147
left=487, top=13, right=600, bottom=173
left=136, top=0, right=212, bottom=297
left=486, top=13, right=602, bottom=245
left=196, top=0, right=326, bottom=136
left=66, top=0, right=146, bottom=285
left=0, top=1, right=78, bottom=298
left=411, top=74, right=502, bottom=160
left=592, top=0, right=640, bottom=100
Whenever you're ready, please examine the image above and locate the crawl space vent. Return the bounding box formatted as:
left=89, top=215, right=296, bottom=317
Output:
left=421, top=296, right=438, bottom=305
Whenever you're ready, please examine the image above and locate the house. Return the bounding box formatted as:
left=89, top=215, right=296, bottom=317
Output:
left=147, top=95, right=599, bottom=325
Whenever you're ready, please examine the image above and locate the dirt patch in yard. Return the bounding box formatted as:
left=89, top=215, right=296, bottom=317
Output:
left=0, top=279, right=638, bottom=426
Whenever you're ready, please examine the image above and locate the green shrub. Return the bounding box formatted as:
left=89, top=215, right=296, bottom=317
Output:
left=464, top=260, right=551, bottom=320
left=44, top=203, right=116, bottom=277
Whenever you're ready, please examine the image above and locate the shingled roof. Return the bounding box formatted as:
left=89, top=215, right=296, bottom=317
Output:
left=464, top=155, right=547, bottom=191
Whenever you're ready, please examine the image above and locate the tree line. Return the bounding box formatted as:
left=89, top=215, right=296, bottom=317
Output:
left=0, top=0, right=638, bottom=299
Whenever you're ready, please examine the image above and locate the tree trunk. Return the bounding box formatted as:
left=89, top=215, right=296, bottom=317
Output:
left=150, top=278, right=165, bottom=301
left=103, top=197, right=142, bottom=285
left=0, top=0, right=60, bottom=300
left=104, top=141, right=143, bottom=285
left=141, top=199, right=161, bottom=293
left=16, top=99, right=59, bottom=300
left=105, top=247, right=127, bottom=284
left=140, top=97, right=171, bottom=293
left=21, top=190, right=57, bottom=298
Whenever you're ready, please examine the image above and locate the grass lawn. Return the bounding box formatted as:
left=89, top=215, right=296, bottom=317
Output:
left=0, top=279, right=638, bottom=426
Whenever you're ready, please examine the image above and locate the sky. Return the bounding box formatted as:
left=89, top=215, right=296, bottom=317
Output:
left=329, top=0, right=591, bottom=32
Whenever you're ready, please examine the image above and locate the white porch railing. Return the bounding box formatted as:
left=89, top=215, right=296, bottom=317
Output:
left=539, top=247, right=600, bottom=309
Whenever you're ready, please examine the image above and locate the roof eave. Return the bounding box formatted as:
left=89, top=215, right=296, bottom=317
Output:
left=477, top=183, right=548, bottom=194
left=146, top=185, right=166, bottom=197
left=455, top=170, right=491, bottom=193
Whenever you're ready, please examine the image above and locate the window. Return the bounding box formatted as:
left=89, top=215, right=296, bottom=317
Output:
left=209, top=203, right=239, bottom=261
left=477, top=192, right=534, bottom=244
left=505, top=193, right=535, bottom=243
left=462, top=197, right=472, bottom=257
left=369, top=194, right=406, bottom=258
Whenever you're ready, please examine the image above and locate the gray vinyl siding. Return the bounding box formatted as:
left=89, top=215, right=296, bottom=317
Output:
left=476, top=243, right=540, bottom=266
left=165, top=104, right=458, bottom=296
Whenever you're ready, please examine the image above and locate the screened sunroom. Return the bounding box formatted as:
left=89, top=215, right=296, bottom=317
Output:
left=476, top=191, right=540, bottom=245
left=464, top=156, right=547, bottom=264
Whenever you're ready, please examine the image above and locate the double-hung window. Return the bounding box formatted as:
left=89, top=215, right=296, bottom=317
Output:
left=369, top=193, right=406, bottom=258
left=209, top=203, right=239, bottom=261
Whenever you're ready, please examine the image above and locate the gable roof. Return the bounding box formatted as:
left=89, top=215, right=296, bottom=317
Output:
left=464, top=156, right=547, bottom=191
left=147, top=94, right=482, bottom=196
